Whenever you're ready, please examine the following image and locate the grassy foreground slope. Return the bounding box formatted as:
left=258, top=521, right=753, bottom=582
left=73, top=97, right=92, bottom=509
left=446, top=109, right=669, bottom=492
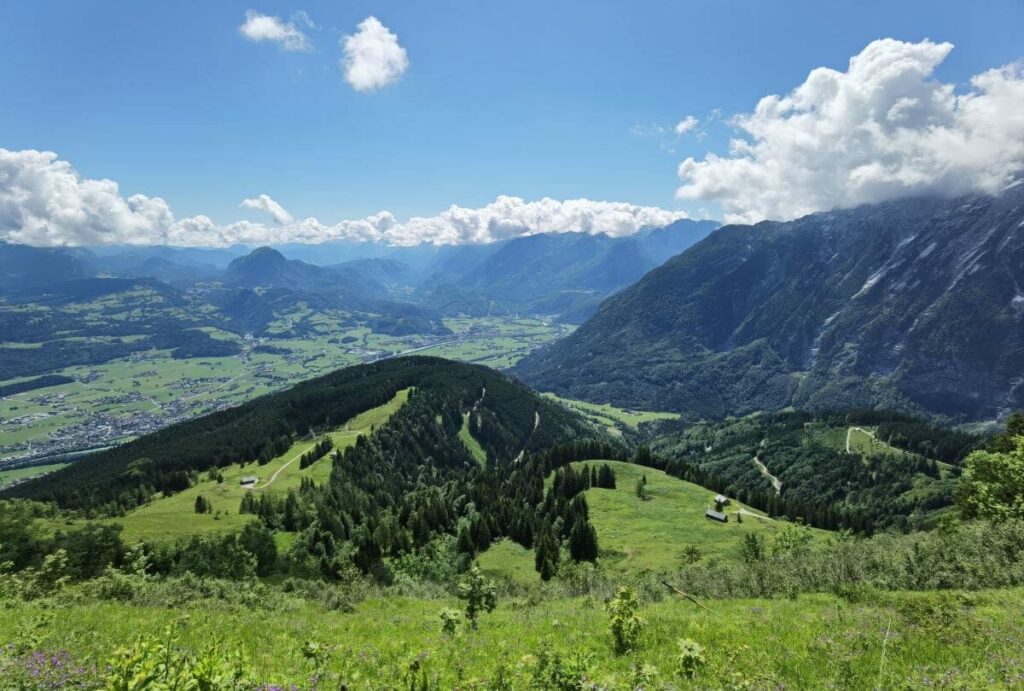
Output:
left=480, top=461, right=827, bottom=579
left=3, top=586, right=1021, bottom=688
left=99, top=388, right=411, bottom=543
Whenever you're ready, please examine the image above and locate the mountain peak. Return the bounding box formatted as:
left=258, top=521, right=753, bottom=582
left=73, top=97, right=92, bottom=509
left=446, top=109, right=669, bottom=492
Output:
left=225, top=247, right=289, bottom=286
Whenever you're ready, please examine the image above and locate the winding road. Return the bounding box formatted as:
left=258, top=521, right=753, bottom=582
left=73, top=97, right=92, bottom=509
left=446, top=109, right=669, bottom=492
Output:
left=845, top=426, right=875, bottom=454
left=512, top=410, right=540, bottom=465
left=752, top=455, right=782, bottom=495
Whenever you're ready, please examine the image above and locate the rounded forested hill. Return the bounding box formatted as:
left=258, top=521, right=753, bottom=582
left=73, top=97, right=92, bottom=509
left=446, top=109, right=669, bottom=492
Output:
left=4, top=356, right=595, bottom=513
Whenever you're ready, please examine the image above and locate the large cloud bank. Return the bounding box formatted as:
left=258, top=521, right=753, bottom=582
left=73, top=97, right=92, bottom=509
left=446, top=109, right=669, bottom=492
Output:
left=0, top=148, right=687, bottom=247
left=677, top=39, right=1024, bottom=223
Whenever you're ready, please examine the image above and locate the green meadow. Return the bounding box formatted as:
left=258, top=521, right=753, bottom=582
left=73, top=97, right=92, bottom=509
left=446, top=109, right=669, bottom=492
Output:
left=459, top=413, right=488, bottom=466
left=95, top=388, right=411, bottom=543
left=0, top=462, right=68, bottom=489
left=543, top=394, right=679, bottom=432
left=2, top=585, right=1021, bottom=689
left=480, top=461, right=823, bottom=579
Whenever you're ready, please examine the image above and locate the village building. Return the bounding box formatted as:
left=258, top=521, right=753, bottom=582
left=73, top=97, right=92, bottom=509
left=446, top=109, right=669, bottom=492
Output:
left=705, top=509, right=728, bottom=523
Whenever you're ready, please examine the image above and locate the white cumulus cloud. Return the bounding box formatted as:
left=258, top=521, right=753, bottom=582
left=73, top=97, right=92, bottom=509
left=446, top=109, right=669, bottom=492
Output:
left=385, top=196, right=688, bottom=246
left=240, top=194, right=293, bottom=225
left=0, top=148, right=174, bottom=247
left=341, top=16, right=408, bottom=92
left=676, top=38, right=1024, bottom=224
left=239, top=10, right=311, bottom=52
left=674, top=116, right=699, bottom=135
left=0, top=148, right=687, bottom=248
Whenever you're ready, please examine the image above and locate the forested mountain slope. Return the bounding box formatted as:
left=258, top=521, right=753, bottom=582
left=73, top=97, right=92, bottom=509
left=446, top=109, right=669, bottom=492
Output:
left=517, top=188, right=1024, bottom=421
left=643, top=409, right=980, bottom=533
left=3, top=357, right=597, bottom=514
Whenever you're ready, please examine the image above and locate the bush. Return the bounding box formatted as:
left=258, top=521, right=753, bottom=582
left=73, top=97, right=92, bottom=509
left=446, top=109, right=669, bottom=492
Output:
left=606, top=586, right=645, bottom=654
left=629, top=661, right=659, bottom=689
left=676, top=638, right=706, bottom=679
left=0, top=549, right=69, bottom=601
left=440, top=608, right=461, bottom=636
left=105, top=623, right=254, bottom=690
left=530, top=647, right=594, bottom=690
left=457, top=566, right=497, bottom=629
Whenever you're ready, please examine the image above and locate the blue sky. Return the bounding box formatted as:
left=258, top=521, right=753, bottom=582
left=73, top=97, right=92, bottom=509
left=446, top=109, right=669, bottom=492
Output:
left=1, top=1, right=1023, bottom=246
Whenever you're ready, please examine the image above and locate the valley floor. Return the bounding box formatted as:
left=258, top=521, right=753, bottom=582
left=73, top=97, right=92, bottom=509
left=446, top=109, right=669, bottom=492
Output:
left=0, top=316, right=568, bottom=476
left=3, top=586, right=1022, bottom=689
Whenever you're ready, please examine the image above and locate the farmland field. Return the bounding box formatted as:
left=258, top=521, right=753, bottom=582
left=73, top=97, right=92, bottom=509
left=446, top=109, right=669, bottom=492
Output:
left=0, top=462, right=68, bottom=489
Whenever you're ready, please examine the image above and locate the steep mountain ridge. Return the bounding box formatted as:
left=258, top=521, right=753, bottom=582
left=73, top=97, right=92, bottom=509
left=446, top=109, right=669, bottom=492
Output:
left=517, top=188, right=1024, bottom=421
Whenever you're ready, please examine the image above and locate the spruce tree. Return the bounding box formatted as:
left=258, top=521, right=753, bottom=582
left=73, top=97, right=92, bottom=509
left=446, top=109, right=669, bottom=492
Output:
left=457, top=524, right=476, bottom=556
left=534, top=520, right=560, bottom=580
left=568, top=516, right=598, bottom=562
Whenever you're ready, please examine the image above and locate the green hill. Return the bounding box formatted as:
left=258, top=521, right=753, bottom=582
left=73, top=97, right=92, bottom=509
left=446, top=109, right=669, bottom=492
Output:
left=480, top=460, right=825, bottom=580
left=647, top=410, right=975, bottom=533
left=99, top=388, right=411, bottom=543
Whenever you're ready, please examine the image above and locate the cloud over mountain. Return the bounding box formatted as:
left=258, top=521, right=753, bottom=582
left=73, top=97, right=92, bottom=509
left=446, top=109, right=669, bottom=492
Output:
left=240, top=194, right=293, bottom=225
left=676, top=39, right=1024, bottom=223
left=0, top=148, right=686, bottom=247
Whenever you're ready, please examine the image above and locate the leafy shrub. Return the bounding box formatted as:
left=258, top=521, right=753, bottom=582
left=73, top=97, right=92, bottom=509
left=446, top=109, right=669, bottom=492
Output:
left=0, top=549, right=69, bottom=600
left=488, top=658, right=515, bottom=690
left=280, top=577, right=357, bottom=612
left=530, top=647, right=594, bottom=690
left=676, top=638, right=706, bottom=679
left=606, top=586, right=646, bottom=654
left=104, top=622, right=254, bottom=690
left=457, top=566, right=497, bottom=629
left=439, top=608, right=461, bottom=636
left=629, top=661, right=659, bottom=689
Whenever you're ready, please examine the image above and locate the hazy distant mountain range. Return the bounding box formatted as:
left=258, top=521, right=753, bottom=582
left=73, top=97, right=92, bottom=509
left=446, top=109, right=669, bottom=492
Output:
left=0, top=218, right=717, bottom=324
left=11, top=188, right=1024, bottom=425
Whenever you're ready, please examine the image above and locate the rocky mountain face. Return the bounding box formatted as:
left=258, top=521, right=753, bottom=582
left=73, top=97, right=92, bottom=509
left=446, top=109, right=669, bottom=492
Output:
left=516, top=187, right=1024, bottom=422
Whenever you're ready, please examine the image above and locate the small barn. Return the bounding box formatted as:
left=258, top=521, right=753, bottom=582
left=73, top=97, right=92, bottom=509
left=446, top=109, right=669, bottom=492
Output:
left=705, top=509, right=728, bottom=523
left=240, top=475, right=259, bottom=486
left=714, top=493, right=730, bottom=506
